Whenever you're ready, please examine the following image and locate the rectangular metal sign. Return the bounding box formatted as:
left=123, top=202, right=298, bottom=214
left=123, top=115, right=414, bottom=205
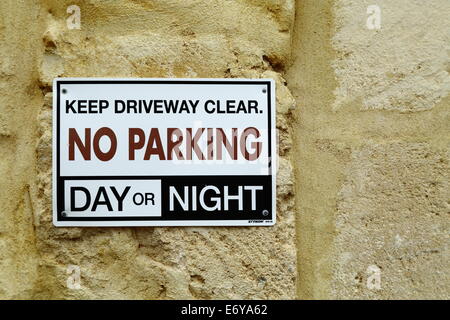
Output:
left=53, top=79, right=276, bottom=226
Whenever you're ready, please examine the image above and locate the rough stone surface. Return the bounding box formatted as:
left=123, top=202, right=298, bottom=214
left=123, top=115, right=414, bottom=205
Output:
left=0, top=1, right=42, bottom=299
left=334, top=143, right=449, bottom=299
left=2, top=0, right=297, bottom=299
left=287, top=0, right=449, bottom=299
left=332, top=0, right=450, bottom=112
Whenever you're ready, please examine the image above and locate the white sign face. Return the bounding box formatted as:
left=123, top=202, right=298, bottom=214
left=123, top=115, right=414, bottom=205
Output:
left=53, top=79, right=276, bottom=226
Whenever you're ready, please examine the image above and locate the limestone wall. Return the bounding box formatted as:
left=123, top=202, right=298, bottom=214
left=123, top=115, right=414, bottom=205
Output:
left=0, top=0, right=448, bottom=299
left=287, top=0, right=449, bottom=299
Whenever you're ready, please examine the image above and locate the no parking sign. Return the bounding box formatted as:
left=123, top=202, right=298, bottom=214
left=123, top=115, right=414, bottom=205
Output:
left=53, top=79, right=276, bottom=226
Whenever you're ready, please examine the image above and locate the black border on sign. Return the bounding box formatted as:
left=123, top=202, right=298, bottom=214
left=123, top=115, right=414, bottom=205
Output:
left=55, top=80, right=273, bottom=222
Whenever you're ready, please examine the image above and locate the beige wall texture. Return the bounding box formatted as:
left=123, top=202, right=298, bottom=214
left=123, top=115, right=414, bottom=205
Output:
left=0, top=0, right=448, bottom=299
